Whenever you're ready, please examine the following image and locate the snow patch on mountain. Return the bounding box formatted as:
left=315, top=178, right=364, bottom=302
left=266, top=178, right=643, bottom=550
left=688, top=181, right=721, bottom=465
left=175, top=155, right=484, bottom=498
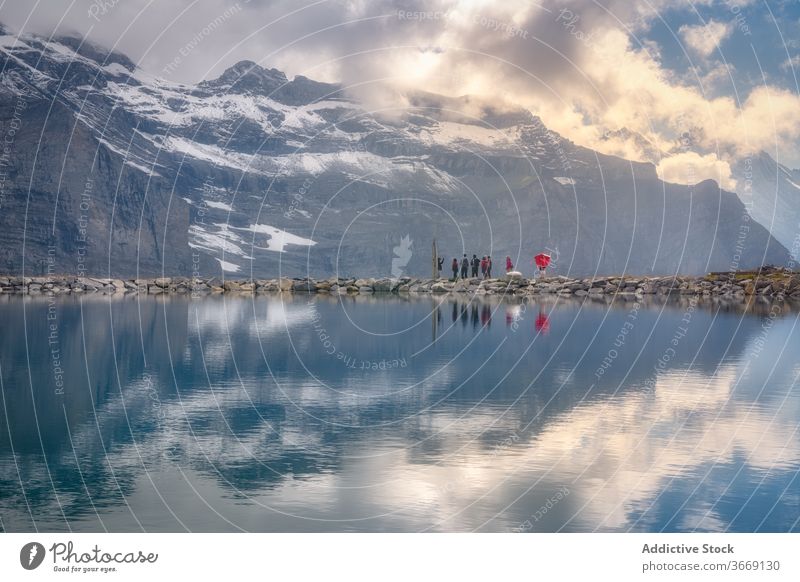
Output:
left=124, top=159, right=162, bottom=177
left=0, top=50, right=54, bottom=88
left=205, top=200, right=234, bottom=211
left=0, top=34, right=30, bottom=49
left=166, top=136, right=257, bottom=173
left=43, top=41, right=89, bottom=63
left=238, top=224, right=316, bottom=252
left=188, top=220, right=313, bottom=258
left=216, top=259, right=240, bottom=273
left=419, top=120, right=522, bottom=149
left=103, top=62, right=133, bottom=77
left=275, top=150, right=391, bottom=176
left=109, top=82, right=344, bottom=136
left=189, top=223, right=249, bottom=257
left=304, top=100, right=358, bottom=113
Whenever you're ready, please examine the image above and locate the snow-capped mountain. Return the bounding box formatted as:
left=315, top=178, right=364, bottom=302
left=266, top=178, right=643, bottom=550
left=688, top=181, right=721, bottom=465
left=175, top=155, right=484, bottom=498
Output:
left=0, top=26, right=790, bottom=277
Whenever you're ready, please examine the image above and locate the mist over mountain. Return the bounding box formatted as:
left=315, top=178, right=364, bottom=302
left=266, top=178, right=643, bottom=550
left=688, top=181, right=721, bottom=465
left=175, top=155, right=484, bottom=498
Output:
left=0, top=28, right=790, bottom=278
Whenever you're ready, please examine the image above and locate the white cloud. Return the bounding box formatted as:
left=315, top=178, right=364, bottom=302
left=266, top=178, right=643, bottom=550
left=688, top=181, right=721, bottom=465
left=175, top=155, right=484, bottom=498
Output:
left=698, top=62, right=735, bottom=92
left=3, top=0, right=798, bottom=171
left=679, top=20, right=733, bottom=58
left=656, top=152, right=736, bottom=190
left=780, top=55, right=800, bottom=71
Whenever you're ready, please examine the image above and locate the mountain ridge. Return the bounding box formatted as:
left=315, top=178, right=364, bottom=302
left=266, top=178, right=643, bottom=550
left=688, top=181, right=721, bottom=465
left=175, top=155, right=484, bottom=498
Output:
left=0, top=26, right=791, bottom=277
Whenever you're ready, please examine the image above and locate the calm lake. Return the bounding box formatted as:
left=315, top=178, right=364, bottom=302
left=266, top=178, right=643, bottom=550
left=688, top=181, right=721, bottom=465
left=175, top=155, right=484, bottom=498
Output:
left=1, top=293, right=799, bottom=532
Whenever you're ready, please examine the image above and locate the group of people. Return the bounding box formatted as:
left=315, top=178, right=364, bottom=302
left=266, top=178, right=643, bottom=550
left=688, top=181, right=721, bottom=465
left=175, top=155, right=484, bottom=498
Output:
left=436, top=254, right=518, bottom=280
left=435, top=252, right=551, bottom=280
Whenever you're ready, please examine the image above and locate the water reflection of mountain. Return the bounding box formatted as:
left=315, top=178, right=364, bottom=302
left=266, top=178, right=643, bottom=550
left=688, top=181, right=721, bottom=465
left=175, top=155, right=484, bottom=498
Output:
left=0, top=295, right=188, bottom=451
left=0, top=294, right=798, bottom=531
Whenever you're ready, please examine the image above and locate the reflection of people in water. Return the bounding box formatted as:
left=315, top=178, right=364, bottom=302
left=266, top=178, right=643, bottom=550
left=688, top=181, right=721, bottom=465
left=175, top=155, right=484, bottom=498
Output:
left=481, top=304, right=492, bottom=327
left=535, top=310, right=550, bottom=334
left=460, top=303, right=468, bottom=326
left=472, top=304, right=479, bottom=329
left=452, top=301, right=458, bottom=323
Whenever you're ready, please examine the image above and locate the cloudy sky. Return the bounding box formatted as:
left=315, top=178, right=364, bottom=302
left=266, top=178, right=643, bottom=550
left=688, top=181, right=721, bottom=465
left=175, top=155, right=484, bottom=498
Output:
left=2, top=0, right=800, bottom=183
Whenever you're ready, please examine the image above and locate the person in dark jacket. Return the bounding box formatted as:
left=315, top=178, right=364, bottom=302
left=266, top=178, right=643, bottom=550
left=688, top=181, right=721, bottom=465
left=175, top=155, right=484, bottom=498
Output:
left=437, top=256, right=444, bottom=278
left=451, top=258, right=459, bottom=280
left=460, top=254, right=469, bottom=278
left=471, top=254, right=479, bottom=277
left=487, top=256, right=493, bottom=278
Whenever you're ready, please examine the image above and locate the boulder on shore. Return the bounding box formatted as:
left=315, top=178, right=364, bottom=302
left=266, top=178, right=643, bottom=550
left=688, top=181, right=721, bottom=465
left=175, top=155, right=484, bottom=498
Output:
left=373, top=278, right=397, bottom=292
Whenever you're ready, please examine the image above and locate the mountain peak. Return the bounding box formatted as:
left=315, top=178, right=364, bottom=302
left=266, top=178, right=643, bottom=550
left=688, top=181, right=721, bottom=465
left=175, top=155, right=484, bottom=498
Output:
left=479, top=107, right=541, bottom=130
left=198, top=61, right=345, bottom=105
left=201, top=60, right=289, bottom=93
left=600, top=127, right=664, bottom=164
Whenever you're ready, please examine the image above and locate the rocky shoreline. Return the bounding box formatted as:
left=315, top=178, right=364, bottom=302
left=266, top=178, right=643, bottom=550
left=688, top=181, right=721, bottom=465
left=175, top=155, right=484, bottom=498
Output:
left=2, top=269, right=800, bottom=300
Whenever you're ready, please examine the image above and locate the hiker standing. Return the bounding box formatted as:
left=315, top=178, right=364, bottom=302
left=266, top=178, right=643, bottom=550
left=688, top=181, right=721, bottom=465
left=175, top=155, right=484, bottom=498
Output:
left=487, top=256, right=493, bottom=278
left=471, top=254, right=479, bottom=277
left=460, top=254, right=469, bottom=279
left=506, top=256, right=514, bottom=272
left=437, top=256, right=444, bottom=279
left=480, top=256, right=488, bottom=278
left=451, top=258, right=459, bottom=280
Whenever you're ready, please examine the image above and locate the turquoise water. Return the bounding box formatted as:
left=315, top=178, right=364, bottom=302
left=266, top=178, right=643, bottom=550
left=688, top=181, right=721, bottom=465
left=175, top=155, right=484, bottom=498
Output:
left=0, top=293, right=798, bottom=532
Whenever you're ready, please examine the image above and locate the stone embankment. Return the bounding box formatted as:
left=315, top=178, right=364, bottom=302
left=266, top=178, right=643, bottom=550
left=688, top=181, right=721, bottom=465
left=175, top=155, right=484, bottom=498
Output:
left=2, top=269, right=799, bottom=300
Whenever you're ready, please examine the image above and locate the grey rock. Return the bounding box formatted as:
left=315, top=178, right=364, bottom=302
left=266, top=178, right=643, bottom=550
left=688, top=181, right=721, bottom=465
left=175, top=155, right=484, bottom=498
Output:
left=291, top=280, right=315, bottom=292
left=372, top=278, right=397, bottom=292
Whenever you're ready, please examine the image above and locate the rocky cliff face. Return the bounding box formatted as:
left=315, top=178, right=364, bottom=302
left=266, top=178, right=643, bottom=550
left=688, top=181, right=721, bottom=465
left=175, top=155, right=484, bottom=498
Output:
left=732, top=152, right=800, bottom=260
left=0, top=26, right=791, bottom=277
left=0, top=28, right=191, bottom=276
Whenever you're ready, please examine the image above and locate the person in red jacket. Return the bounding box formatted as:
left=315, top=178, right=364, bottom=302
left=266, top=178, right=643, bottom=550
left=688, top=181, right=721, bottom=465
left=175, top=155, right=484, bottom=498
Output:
left=506, top=256, right=514, bottom=272
left=480, top=256, right=488, bottom=278
left=451, top=258, right=459, bottom=280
